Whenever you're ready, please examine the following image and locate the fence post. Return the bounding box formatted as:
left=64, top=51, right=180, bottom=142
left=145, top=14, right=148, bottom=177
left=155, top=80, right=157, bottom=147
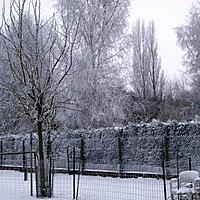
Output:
left=0, top=141, right=3, bottom=168
left=162, top=160, right=167, bottom=200
left=164, top=135, right=169, bottom=160
left=34, top=153, right=39, bottom=198
left=76, top=163, right=81, bottom=200
left=66, top=147, right=70, bottom=173
left=163, top=130, right=170, bottom=177
left=189, top=157, right=192, bottom=170
left=72, top=147, right=76, bottom=200
left=51, top=159, right=54, bottom=196
left=30, top=133, right=33, bottom=196
left=48, top=156, right=52, bottom=198
left=80, top=138, right=84, bottom=172
left=22, top=139, right=27, bottom=181
left=176, top=153, right=179, bottom=188
left=117, top=137, right=123, bottom=176
left=176, top=153, right=180, bottom=200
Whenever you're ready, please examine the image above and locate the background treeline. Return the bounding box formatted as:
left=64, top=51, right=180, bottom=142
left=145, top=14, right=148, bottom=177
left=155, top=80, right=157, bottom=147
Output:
left=0, top=0, right=199, bottom=135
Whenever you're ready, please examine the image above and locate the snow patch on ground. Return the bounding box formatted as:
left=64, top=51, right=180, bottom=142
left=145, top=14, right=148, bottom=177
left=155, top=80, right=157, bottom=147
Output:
left=0, top=170, right=170, bottom=200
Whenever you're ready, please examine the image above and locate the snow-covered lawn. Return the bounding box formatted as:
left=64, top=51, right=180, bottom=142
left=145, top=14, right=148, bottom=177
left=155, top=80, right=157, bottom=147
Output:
left=0, top=170, right=170, bottom=200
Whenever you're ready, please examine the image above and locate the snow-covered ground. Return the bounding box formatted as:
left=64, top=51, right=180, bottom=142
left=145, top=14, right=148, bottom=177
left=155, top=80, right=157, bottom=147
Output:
left=0, top=170, right=170, bottom=200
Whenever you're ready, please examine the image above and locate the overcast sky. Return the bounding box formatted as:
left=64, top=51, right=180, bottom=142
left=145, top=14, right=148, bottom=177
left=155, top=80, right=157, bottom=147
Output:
left=41, top=0, right=194, bottom=78
left=130, top=0, right=195, bottom=78
left=0, top=0, right=195, bottom=79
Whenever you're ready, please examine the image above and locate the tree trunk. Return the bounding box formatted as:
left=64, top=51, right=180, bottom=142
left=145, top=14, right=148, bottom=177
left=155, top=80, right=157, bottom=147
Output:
left=37, top=120, right=47, bottom=197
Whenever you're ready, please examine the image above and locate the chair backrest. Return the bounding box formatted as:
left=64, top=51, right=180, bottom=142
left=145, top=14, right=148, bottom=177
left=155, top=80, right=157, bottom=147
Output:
left=170, top=178, right=177, bottom=190
left=179, top=170, right=199, bottom=185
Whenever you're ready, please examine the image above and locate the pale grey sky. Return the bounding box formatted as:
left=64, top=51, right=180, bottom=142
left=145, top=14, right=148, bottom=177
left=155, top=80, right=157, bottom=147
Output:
left=130, top=0, right=195, bottom=78
left=34, top=0, right=198, bottom=78
left=0, top=0, right=195, bottom=79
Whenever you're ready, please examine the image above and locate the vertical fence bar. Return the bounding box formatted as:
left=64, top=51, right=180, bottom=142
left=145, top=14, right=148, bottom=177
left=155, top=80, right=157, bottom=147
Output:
left=73, top=147, right=76, bottom=200
left=176, top=153, right=180, bottom=200
left=189, top=157, right=192, bottom=170
left=34, top=153, right=39, bottom=198
left=22, top=139, right=27, bottom=181
left=117, top=137, right=123, bottom=176
left=80, top=138, right=84, bottom=172
left=164, top=134, right=170, bottom=176
left=51, top=160, right=54, bottom=196
left=162, top=160, right=167, bottom=200
left=164, top=128, right=170, bottom=180
left=76, top=163, right=81, bottom=200
left=48, top=156, right=52, bottom=198
left=66, top=147, right=70, bottom=173
left=0, top=141, right=3, bottom=168
left=30, top=133, right=33, bottom=196
left=30, top=153, right=33, bottom=196
left=164, top=129, right=170, bottom=162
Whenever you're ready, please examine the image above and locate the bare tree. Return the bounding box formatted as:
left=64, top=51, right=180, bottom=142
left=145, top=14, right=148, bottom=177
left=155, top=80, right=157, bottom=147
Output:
left=147, top=21, right=164, bottom=99
left=0, top=0, right=80, bottom=196
left=129, top=20, right=166, bottom=121
left=176, top=2, right=200, bottom=116
left=57, top=0, right=130, bottom=128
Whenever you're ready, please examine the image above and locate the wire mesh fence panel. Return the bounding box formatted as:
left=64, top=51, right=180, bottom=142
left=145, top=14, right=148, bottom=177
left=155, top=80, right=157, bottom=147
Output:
left=74, top=172, right=170, bottom=200
left=0, top=170, right=36, bottom=199
left=0, top=152, right=35, bottom=198
left=52, top=173, right=72, bottom=199
left=50, top=150, right=171, bottom=200
left=50, top=137, right=171, bottom=200
left=4, top=136, right=200, bottom=200
left=122, top=163, right=163, bottom=175
left=50, top=157, right=71, bottom=199
left=49, top=171, right=170, bottom=200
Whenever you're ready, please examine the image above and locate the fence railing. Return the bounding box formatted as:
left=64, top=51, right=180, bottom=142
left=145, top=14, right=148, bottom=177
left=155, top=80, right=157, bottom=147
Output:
left=1, top=151, right=199, bottom=200
left=1, top=135, right=200, bottom=200
left=0, top=151, right=36, bottom=197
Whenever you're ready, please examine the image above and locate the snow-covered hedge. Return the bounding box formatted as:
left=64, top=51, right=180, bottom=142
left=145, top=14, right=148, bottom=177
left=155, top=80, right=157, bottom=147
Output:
left=1, top=121, right=200, bottom=168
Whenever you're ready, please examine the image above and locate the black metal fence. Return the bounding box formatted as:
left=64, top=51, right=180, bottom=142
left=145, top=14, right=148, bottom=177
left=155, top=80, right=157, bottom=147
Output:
left=0, top=151, right=36, bottom=197
left=49, top=146, right=169, bottom=200
left=0, top=149, right=169, bottom=199
left=0, top=135, right=200, bottom=199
